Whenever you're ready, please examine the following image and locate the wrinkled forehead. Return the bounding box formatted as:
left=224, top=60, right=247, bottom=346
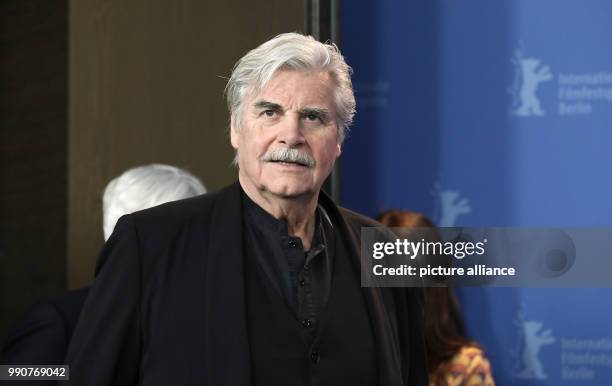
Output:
left=245, top=69, right=337, bottom=111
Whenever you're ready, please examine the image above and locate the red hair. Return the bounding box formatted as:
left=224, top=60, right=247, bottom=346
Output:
left=376, top=210, right=472, bottom=381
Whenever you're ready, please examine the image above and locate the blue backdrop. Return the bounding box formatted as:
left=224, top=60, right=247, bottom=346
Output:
left=341, top=1, right=612, bottom=385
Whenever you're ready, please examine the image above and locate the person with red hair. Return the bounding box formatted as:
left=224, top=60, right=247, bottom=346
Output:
left=377, top=210, right=496, bottom=386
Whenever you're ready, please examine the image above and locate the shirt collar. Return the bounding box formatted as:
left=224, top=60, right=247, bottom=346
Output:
left=241, top=190, right=326, bottom=252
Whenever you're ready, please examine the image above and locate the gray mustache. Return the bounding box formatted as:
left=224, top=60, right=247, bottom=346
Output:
left=261, top=148, right=316, bottom=168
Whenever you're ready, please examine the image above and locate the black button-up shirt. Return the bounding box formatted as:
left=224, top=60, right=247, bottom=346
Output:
left=242, top=191, right=335, bottom=341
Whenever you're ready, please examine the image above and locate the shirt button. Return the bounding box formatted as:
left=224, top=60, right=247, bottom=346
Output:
left=299, top=280, right=305, bottom=286
left=288, top=240, right=298, bottom=248
left=310, top=351, right=320, bottom=364
left=302, top=319, right=312, bottom=328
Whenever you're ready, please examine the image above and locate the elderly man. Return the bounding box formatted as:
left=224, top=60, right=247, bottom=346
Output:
left=65, top=33, right=427, bottom=386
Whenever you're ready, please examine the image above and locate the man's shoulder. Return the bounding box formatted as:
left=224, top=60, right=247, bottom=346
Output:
left=316, top=193, right=382, bottom=239
left=99, top=185, right=241, bottom=277
left=131, top=192, right=214, bottom=223
left=337, top=206, right=382, bottom=228
left=3, top=302, right=65, bottom=343
left=334, top=206, right=400, bottom=246
left=0, top=297, right=72, bottom=364
left=126, top=183, right=238, bottom=231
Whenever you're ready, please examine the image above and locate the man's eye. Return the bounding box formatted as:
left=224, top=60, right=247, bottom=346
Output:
left=306, top=113, right=321, bottom=122
left=263, top=110, right=276, bottom=117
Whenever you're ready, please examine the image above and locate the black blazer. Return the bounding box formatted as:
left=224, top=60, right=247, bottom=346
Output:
left=1, top=288, right=89, bottom=386
left=1, top=288, right=89, bottom=366
left=64, top=183, right=427, bottom=386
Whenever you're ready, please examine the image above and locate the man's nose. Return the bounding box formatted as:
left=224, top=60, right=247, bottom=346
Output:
left=277, top=115, right=304, bottom=147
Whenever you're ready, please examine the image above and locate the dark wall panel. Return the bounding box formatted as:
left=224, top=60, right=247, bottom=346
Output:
left=68, top=0, right=304, bottom=288
left=0, top=0, right=67, bottom=336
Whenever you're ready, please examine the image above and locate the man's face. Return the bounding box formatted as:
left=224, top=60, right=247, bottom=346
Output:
left=231, top=70, right=341, bottom=200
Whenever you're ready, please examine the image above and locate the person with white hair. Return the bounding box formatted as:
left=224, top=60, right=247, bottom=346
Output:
left=102, top=164, right=206, bottom=240
left=65, top=33, right=427, bottom=386
left=0, top=164, right=205, bottom=375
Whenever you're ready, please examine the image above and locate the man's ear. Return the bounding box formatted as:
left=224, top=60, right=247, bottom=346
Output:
left=335, top=142, right=342, bottom=158
left=230, top=117, right=239, bottom=150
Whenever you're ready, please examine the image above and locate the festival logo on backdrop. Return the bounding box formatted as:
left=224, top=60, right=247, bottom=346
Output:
left=510, top=46, right=554, bottom=117
left=513, top=310, right=556, bottom=380
left=433, top=183, right=471, bottom=227
left=512, top=308, right=612, bottom=383
left=510, top=42, right=612, bottom=117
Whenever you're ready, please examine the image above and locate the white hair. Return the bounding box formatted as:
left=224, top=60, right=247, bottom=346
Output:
left=225, top=32, right=355, bottom=144
left=102, top=164, right=206, bottom=240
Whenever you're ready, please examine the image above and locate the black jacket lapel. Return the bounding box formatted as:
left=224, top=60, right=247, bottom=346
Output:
left=319, top=191, right=405, bottom=386
left=205, top=182, right=252, bottom=386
